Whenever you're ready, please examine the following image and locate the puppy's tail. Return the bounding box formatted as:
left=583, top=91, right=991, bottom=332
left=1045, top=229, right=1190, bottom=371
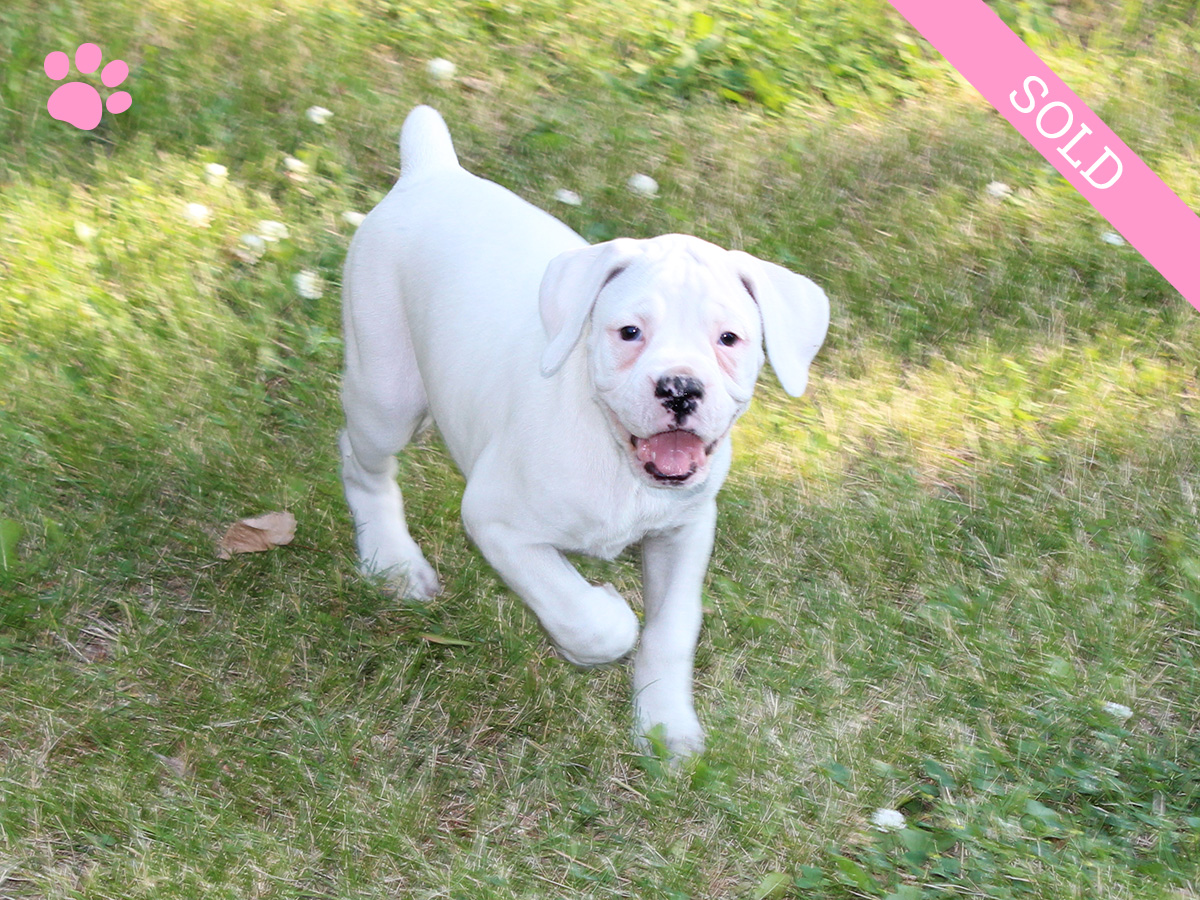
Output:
left=399, top=105, right=460, bottom=180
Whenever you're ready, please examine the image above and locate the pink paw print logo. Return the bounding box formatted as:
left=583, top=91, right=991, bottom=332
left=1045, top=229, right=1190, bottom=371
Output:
left=44, top=43, right=131, bottom=131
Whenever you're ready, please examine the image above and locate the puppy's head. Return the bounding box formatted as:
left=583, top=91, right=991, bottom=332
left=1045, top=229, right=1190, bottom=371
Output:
left=540, top=234, right=829, bottom=488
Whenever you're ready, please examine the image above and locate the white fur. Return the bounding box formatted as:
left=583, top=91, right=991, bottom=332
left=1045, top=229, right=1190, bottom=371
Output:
left=340, top=106, right=829, bottom=755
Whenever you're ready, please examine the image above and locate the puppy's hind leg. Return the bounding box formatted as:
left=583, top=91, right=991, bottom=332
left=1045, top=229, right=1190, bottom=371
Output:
left=339, top=232, right=440, bottom=599
left=339, top=426, right=440, bottom=600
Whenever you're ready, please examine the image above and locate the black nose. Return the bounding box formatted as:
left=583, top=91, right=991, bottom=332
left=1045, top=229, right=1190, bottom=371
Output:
left=656, top=375, right=704, bottom=421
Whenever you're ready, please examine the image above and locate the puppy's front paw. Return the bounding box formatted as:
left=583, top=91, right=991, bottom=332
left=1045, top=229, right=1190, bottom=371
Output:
left=549, top=583, right=639, bottom=667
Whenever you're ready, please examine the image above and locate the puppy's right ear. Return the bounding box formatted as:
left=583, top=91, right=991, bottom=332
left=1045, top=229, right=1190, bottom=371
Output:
left=539, top=239, right=641, bottom=377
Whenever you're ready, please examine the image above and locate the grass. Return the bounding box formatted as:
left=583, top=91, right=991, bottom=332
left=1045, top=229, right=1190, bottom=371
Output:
left=2, top=0, right=1200, bottom=897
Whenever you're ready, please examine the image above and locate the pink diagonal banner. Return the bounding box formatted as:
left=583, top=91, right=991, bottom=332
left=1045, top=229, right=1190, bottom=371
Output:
left=888, top=0, right=1200, bottom=310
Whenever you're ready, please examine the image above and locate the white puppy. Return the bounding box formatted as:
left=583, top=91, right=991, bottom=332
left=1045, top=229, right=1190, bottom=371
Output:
left=340, top=106, right=829, bottom=755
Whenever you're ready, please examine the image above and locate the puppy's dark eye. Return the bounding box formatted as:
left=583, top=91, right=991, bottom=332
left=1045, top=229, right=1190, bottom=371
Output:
left=718, top=332, right=740, bottom=347
left=619, top=325, right=642, bottom=341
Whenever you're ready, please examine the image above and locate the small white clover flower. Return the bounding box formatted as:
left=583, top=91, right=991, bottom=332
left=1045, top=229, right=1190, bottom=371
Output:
left=426, top=58, right=456, bottom=81
left=1101, top=231, right=1126, bottom=246
left=74, top=222, right=97, bottom=241
left=294, top=269, right=324, bottom=300
left=257, top=220, right=290, bottom=242
left=553, top=188, right=582, bottom=206
left=183, top=203, right=212, bottom=227
left=626, top=173, right=659, bottom=198
left=341, top=210, right=367, bottom=228
left=235, top=233, right=267, bottom=264
left=205, top=163, right=228, bottom=185
left=870, top=808, right=907, bottom=832
left=1102, top=701, right=1133, bottom=721
left=985, top=181, right=1012, bottom=200
left=306, top=105, right=333, bottom=125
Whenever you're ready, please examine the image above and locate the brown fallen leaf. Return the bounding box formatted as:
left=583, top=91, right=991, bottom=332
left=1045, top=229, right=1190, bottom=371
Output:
left=417, top=632, right=475, bottom=647
left=217, top=511, right=296, bottom=559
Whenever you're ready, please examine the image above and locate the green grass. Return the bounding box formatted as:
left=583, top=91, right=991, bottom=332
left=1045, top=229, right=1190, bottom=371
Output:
left=2, top=0, right=1200, bottom=897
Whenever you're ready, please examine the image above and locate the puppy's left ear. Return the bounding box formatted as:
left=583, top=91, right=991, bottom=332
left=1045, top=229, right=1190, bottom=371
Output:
left=539, top=239, right=641, bottom=377
left=728, top=251, right=830, bottom=397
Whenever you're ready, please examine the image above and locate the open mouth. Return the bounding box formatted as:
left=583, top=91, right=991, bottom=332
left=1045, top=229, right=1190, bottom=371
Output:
left=629, top=429, right=718, bottom=484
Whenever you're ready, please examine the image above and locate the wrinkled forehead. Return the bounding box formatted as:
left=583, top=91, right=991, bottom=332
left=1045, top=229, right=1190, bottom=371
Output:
left=594, top=239, right=758, bottom=326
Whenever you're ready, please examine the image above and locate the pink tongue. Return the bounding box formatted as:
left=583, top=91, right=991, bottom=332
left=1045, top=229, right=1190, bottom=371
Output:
left=636, top=431, right=706, bottom=477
